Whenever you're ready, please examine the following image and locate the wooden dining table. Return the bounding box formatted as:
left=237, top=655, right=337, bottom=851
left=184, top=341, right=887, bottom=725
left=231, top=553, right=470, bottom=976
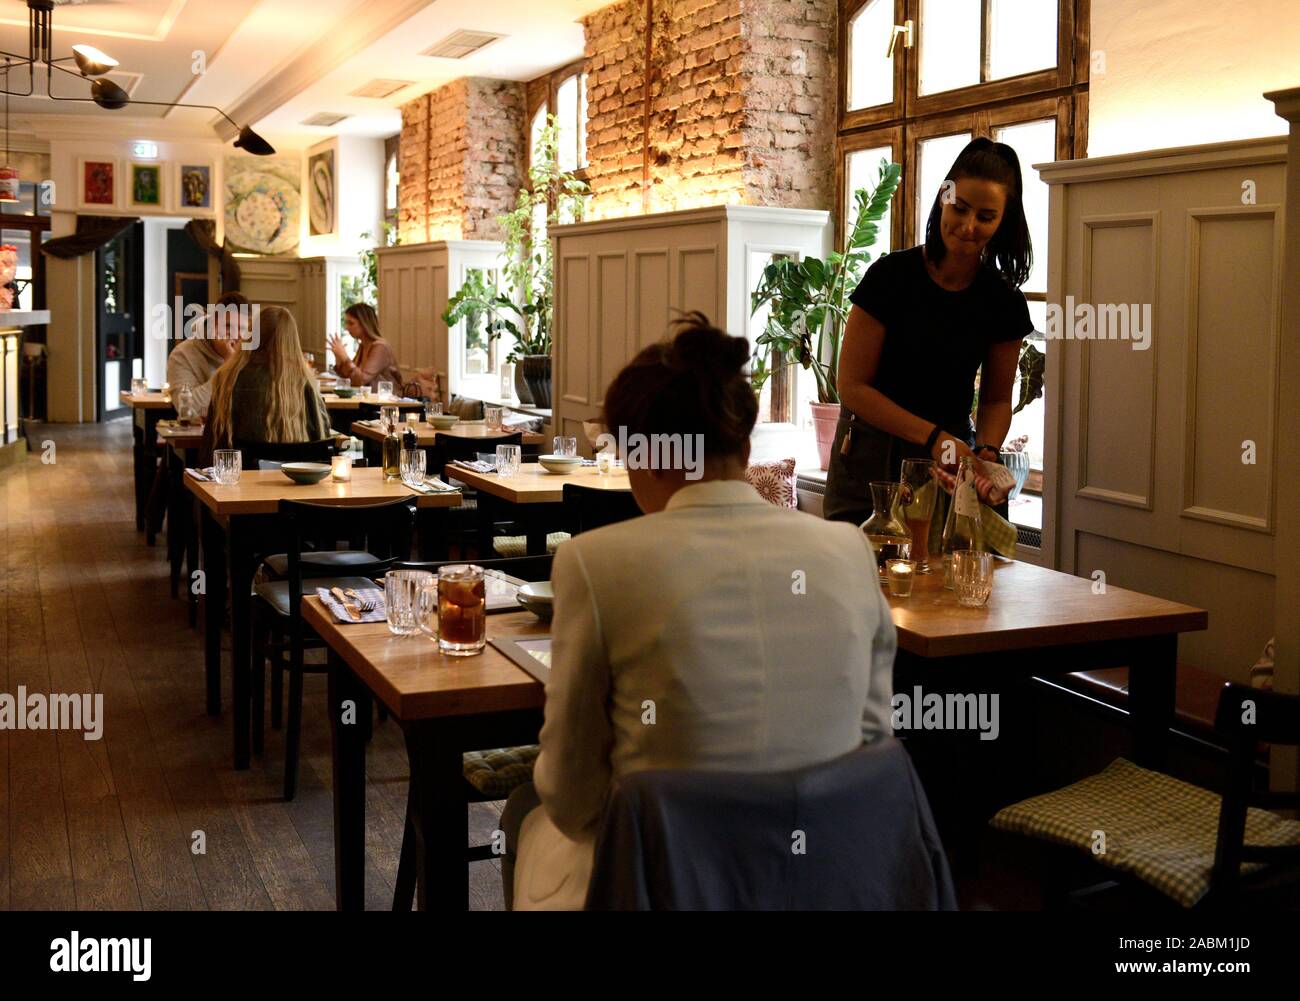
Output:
left=119, top=390, right=175, bottom=544
left=351, top=418, right=546, bottom=470
left=185, top=467, right=462, bottom=767
left=310, top=552, right=1205, bottom=911
left=445, top=462, right=632, bottom=555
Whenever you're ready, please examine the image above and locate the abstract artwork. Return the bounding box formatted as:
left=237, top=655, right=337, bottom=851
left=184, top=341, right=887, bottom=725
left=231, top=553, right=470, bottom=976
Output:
left=223, top=153, right=301, bottom=255
left=79, top=158, right=116, bottom=207
left=176, top=163, right=213, bottom=211
left=307, top=141, right=336, bottom=236
left=129, top=162, right=163, bottom=209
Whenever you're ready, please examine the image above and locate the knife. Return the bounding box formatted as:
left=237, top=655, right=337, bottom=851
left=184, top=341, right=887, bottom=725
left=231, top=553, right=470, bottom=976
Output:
left=330, top=586, right=362, bottom=621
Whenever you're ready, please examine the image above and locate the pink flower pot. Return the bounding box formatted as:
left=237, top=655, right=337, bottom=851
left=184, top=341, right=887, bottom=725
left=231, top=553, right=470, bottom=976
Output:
left=809, top=401, right=841, bottom=471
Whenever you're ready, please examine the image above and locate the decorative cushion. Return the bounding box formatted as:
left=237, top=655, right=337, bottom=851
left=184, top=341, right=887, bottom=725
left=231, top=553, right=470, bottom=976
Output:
left=493, top=533, right=570, bottom=559
left=462, top=745, right=540, bottom=799
left=447, top=396, right=483, bottom=420
left=991, top=757, right=1300, bottom=907
left=745, top=457, right=797, bottom=509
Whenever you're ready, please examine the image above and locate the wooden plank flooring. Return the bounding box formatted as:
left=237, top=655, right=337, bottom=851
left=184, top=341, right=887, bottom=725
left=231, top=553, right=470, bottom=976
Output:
left=0, top=420, right=506, bottom=911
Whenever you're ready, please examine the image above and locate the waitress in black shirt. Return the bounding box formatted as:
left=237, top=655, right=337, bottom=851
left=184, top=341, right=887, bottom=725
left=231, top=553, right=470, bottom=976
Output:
left=825, top=138, right=1034, bottom=525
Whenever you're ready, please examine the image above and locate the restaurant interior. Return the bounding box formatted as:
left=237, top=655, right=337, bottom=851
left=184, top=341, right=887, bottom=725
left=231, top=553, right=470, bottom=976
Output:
left=0, top=0, right=1297, bottom=945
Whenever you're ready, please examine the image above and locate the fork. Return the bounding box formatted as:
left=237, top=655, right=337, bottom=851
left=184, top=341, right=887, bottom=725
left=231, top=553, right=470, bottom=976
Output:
left=345, top=588, right=376, bottom=612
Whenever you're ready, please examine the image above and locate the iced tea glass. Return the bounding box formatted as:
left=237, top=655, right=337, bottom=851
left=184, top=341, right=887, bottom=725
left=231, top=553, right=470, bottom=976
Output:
left=899, top=458, right=938, bottom=574
left=437, top=564, right=486, bottom=655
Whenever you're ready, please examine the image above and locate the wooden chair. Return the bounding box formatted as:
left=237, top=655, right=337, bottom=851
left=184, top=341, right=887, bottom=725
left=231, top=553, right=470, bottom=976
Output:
left=436, top=432, right=523, bottom=558
left=562, top=481, right=643, bottom=535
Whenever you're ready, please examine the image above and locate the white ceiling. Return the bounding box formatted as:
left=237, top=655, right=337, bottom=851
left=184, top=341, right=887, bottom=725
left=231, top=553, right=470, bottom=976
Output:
left=1, top=0, right=612, bottom=147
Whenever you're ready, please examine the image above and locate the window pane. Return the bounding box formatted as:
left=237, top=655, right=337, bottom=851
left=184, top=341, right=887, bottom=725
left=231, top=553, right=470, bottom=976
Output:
left=993, top=118, right=1055, bottom=294
left=847, top=0, right=894, bottom=111
left=919, top=0, right=980, bottom=96
left=989, top=0, right=1058, bottom=81
left=529, top=106, right=547, bottom=170
left=385, top=153, right=398, bottom=212
left=462, top=268, right=498, bottom=377
left=845, top=146, right=893, bottom=256
left=916, top=131, right=971, bottom=242
left=578, top=73, right=589, bottom=168
left=556, top=75, right=579, bottom=174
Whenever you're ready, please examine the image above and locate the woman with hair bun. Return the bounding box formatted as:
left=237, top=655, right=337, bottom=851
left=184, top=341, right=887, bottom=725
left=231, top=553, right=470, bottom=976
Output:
left=499, top=312, right=897, bottom=910
left=825, top=137, right=1035, bottom=525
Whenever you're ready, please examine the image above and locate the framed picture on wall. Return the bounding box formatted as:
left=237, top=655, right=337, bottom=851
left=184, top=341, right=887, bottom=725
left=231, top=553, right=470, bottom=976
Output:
left=128, top=161, right=165, bottom=211
left=77, top=157, right=118, bottom=209
left=306, top=139, right=337, bottom=237
left=174, top=160, right=216, bottom=216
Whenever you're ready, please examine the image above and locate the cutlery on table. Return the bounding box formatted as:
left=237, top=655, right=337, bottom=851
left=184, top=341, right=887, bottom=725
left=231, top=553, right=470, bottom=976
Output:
left=329, top=586, right=362, bottom=621
left=344, top=588, right=376, bottom=612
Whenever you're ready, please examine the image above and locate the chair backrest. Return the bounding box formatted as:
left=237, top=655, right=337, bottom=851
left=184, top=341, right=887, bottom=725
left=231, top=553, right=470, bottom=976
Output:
left=435, top=431, right=523, bottom=470
left=1209, top=683, right=1300, bottom=903
left=563, top=482, right=642, bottom=536
left=582, top=738, right=957, bottom=911
left=235, top=438, right=336, bottom=469
left=392, top=554, right=553, bottom=582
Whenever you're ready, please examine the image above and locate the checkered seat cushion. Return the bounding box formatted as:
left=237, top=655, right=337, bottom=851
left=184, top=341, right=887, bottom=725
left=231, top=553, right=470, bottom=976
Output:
left=462, top=745, right=540, bottom=800
left=492, top=532, right=570, bottom=558
left=991, top=757, right=1300, bottom=907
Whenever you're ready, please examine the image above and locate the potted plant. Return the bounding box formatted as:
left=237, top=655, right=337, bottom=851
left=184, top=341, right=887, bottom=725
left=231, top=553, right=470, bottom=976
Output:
left=750, top=159, right=901, bottom=469
left=972, top=341, right=1043, bottom=498
left=443, top=116, right=587, bottom=409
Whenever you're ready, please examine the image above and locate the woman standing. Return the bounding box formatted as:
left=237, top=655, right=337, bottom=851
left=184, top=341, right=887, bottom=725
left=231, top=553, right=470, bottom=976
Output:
left=327, top=302, right=403, bottom=388
left=825, top=138, right=1033, bottom=525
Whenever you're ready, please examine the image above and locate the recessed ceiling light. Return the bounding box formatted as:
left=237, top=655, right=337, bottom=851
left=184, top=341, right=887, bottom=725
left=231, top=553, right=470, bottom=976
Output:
left=421, top=30, right=505, bottom=60
left=350, top=79, right=417, bottom=100
left=301, top=112, right=350, bottom=127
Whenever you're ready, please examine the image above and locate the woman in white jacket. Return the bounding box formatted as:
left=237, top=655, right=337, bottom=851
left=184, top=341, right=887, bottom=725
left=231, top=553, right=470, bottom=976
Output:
left=503, top=313, right=898, bottom=910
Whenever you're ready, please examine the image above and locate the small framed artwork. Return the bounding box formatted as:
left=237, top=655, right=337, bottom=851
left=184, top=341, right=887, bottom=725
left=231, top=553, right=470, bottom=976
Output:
left=78, top=157, right=118, bottom=209
left=174, top=160, right=215, bottom=216
left=306, top=139, right=337, bottom=237
left=128, top=161, right=165, bottom=211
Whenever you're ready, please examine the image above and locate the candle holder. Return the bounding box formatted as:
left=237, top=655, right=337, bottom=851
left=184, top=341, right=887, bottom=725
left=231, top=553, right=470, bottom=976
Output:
left=886, top=559, right=916, bottom=598
left=330, top=454, right=352, bottom=482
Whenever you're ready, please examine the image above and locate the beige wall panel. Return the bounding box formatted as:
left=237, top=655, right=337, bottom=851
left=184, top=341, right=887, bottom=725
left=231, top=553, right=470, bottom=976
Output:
left=560, top=254, right=593, bottom=407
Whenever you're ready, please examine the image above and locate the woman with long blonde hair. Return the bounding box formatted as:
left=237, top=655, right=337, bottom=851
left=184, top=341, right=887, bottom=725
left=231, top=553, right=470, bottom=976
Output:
left=207, top=305, right=332, bottom=450
left=328, top=302, right=403, bottom=387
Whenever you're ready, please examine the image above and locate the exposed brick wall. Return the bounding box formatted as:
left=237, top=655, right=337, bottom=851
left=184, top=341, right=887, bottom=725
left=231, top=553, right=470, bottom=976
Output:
left=581, top=0, right=836, bottom=219
left=397, top=78, right=526, bottom=243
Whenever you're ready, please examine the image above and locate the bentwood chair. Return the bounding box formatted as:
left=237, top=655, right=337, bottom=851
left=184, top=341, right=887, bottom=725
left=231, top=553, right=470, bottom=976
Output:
left=389, top=554, right=553, bottom=910
left=251, top=497, right=412, bottom=800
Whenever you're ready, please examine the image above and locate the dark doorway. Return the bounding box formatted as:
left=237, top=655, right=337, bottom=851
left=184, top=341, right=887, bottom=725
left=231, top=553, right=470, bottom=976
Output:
left=167, top=226, right=208, bottom=354
left=95, top=220, right=144, bottom=422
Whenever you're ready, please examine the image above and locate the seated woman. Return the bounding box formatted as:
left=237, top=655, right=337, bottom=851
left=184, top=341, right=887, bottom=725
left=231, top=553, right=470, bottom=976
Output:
left=204, top=305, right=332, bottom=462
left=502, top=313, right=897, bottom=910
left=327, top=302, right=403, bottom=388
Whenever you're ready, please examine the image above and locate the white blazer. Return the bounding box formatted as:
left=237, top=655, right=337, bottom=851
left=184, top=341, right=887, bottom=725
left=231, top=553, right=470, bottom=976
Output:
left=514, top=478, right=897, bottom=909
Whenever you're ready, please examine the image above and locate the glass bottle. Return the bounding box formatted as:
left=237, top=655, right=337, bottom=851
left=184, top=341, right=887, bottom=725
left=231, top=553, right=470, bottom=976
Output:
left=860, top=481, right=913, bottom=579
left=382, top=428, right=401, bottom=482
left=941, top=456, right=985, bottom=588
left=175, top=385, right=194, bottom=421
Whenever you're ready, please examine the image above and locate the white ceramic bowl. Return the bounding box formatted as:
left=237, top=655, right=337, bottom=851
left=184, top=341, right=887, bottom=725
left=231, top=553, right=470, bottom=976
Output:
left=516, top=581, right=554, bottom=621
left=429, top=414, right=460, bottom=429
left=537, top=454, right=582, bottom=474
left=280, top=462, right=331, bottom=484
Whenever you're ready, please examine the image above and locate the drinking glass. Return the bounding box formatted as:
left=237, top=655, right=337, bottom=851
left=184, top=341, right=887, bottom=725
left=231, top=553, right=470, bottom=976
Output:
left=213, top=449, right=242, bottom=486
left=553, top=436, right=577, bottom=457
left=886, top=559, right=917, bottom=598
left=377, top=380, right=394, bottom=400
left=400, top=448, right=426, bottom=487
left=484, top=405, right=504, bottom=430
left=899, top=458, right=938, bottom=573
left=496, top=444, right=521, bottom=477
left=437, top=564, right=486, bottom=655
left=175, top=385, right=195, bottom=420
left=952, top=550, right=994, bottom=607
left=596, top=450, right=615, bottom=476
left=130, top=377, right=148, bottom=398
left=379, top=405, right=400, bottom=433
left=426, top=402, right=444, bottom=419
left=385, top=570, right=435, bottom=636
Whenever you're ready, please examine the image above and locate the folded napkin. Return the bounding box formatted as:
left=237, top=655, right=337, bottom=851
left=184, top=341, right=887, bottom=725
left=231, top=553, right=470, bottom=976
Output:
left=316, top=586, right=387, bottom=623
left=406, top=476, right=460, bottom=495
left=450, top=458, right=496, bottom=474
left=894, top=476, right=1017, bottom=558
left=186, top=466, right=217, bottom=481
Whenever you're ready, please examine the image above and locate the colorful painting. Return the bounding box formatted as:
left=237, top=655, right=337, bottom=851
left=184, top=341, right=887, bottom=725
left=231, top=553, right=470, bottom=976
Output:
left=307, top=141, right=336, bottom=236
left=80, top=158, right=116, bottom=206
left=224, top=153, right=301, bottom=256
left=177, top=163, right=213, bottom=210
left=129, top=162, right=163, bottom=209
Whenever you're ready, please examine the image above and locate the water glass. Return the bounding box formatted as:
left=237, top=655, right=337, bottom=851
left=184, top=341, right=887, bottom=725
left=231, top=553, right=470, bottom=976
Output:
left=553, top=436, right=577, bottom=457
left=437, top=564, right=486, bottom=656
left=952, top=550, right=994, bottom=607
left=485, top=405, right=504, bottom=430
left=130, top=377, right=148, bottom=398
left=596, top=450, right=615, bottom=476
left=400, top=448, right=426, bottom=487
left=377, top=380, right=394, bottom=400
left=496, top=444, right=521, bottom=477
left=426, top=402, right=443, bottom=419
left=385, top=570, right=435, bottom=636
left=379, top=405, right=400, bottom=433
left=213, top=449, right=242, bottom=486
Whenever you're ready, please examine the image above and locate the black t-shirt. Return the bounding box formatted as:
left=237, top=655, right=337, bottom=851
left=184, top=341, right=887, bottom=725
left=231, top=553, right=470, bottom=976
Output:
left=849, top=246, right=1032, bottom=435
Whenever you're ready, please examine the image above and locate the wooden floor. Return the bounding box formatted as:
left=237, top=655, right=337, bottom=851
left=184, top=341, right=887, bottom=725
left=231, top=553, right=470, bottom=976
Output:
left=0, top=419, right=506, bottom=911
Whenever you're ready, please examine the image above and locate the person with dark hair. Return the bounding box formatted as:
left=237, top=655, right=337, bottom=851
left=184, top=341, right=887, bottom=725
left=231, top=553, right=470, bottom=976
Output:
left=499, top=312, right=897, bottom=909
left=824, top=137, right=1034, bottom=525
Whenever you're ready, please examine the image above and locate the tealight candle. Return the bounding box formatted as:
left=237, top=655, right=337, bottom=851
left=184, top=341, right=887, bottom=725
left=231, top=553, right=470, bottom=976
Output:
left=887, top=559, right=916, bottom=598
left=331, top=454, right=352, bottom=482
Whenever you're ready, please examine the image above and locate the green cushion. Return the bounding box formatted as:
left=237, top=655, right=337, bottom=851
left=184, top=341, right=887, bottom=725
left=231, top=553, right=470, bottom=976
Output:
left=492, top=533, right=569, bottom=559
left=462, top=745, right=540, bottom=800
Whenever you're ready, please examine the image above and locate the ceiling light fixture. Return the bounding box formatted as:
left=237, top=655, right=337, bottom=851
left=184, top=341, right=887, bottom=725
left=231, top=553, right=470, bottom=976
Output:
left=1, top=0, right=276, bottom=155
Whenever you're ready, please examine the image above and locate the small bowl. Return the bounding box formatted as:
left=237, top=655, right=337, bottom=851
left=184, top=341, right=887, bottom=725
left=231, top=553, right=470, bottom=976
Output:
left=280, top=462, right=332, bottom=484
left=429, top=414, right=460, bottom=429
left=537, top=454, right=582, bottom=474
left=516, top=581, right=554, bottom=621
left=332, top=386, right=358, bottom=399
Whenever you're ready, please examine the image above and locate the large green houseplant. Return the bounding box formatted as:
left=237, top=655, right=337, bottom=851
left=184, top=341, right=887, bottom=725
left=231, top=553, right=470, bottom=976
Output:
left=442, top=116, right=587, bottom=407
left=751, top=159, right=902, bottom=469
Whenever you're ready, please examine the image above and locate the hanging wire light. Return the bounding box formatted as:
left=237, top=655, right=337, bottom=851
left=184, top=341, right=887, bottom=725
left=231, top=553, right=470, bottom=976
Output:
left=0, top=60, right=19, bottom=203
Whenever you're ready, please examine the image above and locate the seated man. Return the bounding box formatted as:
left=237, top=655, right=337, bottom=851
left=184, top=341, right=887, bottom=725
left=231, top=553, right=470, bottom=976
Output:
left=502, top=313, right=897, bottom=910
left=166, top=291, right=248, bottom=412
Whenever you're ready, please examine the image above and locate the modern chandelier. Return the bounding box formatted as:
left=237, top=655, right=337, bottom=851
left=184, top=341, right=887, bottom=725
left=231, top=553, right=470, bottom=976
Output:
left=0, top=0, right=275, bottom=155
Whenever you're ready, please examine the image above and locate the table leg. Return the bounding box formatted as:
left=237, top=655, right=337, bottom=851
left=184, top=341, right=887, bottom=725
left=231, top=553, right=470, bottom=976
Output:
left=229, top=517, right=257, bottom=770
left=132, top=410, right=146, bottom=531
left=403, top=722, right=468, bottom=911
left=143, top=411, right=164, bottom=547
left=167, top=448, right=183, bottom=599
left=185, top=450, right=200, bottom=629
left=416, top=507, right=450, bottom=561
left=1128, top=633, right=1177, bottom=771
left=524, top=508, right=547, bottom=557
left=327, top=651, right=371, bottom=912
left=201, top=506, right=225, bottom=717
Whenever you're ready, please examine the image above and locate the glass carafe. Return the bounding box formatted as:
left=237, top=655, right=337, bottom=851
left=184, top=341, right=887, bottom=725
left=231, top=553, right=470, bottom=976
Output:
left=860, top=481, right=913, bottom=579
left=941, top=456, right=985, bottom=588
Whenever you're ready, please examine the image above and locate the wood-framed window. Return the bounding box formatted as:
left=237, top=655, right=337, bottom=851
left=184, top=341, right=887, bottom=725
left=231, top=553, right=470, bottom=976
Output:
left=526, top=59, right=589, bottom=182
left=383, top=134, right=399, bottom=236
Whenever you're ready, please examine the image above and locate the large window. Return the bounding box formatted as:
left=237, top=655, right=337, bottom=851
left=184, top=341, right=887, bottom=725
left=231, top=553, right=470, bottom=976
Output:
left=837, top=0, right=1088, bottom=525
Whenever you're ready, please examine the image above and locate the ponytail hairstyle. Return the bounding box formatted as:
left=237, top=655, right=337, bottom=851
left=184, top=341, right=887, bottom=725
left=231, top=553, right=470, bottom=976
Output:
left=923, top=137, right=1032, bottom=288
left=601, top=311, right=757, bottom=461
